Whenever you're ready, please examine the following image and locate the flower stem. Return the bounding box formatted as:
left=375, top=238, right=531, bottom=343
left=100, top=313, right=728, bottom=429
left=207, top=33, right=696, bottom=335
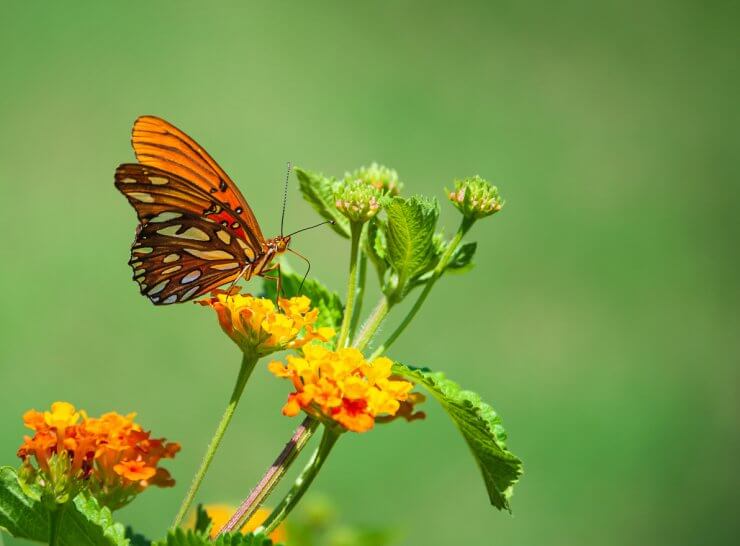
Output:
left=49, top=504, right=65, bottom=546
left=217, top=416, right=319, bottom=537
left=348, top=252, right=368, bottom=342
left=173, top=351, right=258, bottom=527
left=370, top=219, right=472, bottom=358
left=258, top=426, right=341, bottom=535
left=353, top=295, right=391, bottom=352
left=337, top=222, right=363, bottom=348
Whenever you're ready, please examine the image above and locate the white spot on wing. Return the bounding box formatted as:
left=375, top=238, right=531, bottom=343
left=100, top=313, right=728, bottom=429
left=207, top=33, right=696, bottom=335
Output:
left=162, top=265, right=182, bottom=275
left=162, top=295, right=178, bottom=304
left=129, top=192, right=154, bottom=203
left=163, top=253, right=180, bottom=263
left=216, top=230, right=231, bottom=244
left=121, top=177, right=137, bottom=184
left=181, top=270, right=201, bottom=284
left=149, top=211, right=182, bottom=223
left=181, top=285, right=201, bottom=301
left=149, top=176, right=169, bottom=185
left=133, top=247, right=153, bottom=254
left=148, top=280, right=168, bottom=295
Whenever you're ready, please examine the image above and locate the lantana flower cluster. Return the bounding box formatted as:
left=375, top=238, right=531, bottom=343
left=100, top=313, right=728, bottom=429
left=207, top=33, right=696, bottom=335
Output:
left=199, top=292, right=335, bottom=356
left=17, top=401, right=180, bottom=510
left=448, top=175, right=503, bottom=220
left=268, top=345, right=416, bottom=432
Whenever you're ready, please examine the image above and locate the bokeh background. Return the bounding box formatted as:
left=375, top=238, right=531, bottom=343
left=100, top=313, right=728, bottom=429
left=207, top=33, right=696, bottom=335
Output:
left=1, top=2, right=737, bottom=545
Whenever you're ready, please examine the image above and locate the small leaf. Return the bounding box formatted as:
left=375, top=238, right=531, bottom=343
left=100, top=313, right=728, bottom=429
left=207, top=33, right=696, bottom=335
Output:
left=446, top=241, right=477, bottom=272
left=153, top=528, right=275, bottom=546
left=262, top=269, right=344, bottom=331
left=193, top=504, right=212, bottom=537
left=295, top=167, right=350, bottom=238
left=126, top=526, right=153, bottom=546
left=0, top=466, right=127, bottom=545
left=363, top=217, right=389, bottom=284
left=392, top=364, right=523, bottom=510
left=384, top=196, right=439, bottom=295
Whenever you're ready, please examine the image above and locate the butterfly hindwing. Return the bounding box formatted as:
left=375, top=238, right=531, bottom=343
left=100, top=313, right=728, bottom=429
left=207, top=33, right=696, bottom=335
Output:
left=129, top=212, right=260, bottom=305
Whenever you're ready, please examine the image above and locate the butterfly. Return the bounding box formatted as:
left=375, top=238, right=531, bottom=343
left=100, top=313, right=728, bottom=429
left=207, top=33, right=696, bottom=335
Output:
left=115, top=116, right=293, bottom=305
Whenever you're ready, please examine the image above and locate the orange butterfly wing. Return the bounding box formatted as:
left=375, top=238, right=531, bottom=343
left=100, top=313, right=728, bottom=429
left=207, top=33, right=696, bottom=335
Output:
left=131, top=115, right=266, bottom=246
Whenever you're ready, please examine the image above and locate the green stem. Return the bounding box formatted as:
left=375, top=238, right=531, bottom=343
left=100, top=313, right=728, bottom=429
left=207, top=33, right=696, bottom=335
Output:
left=336, top=222, right=363, bottom=348
left=348, top=251, right=368, bottom=343
left=258, top=426, right=341, bottom=535
left=370, top=219, right=472, bottom=358
left=353, top=295, right=391, bottom=352
left=217, top=416, right=319, bottom=537
left=173, top=351, right=258, bottom=527
left=49, top=504, right=65, bottom=546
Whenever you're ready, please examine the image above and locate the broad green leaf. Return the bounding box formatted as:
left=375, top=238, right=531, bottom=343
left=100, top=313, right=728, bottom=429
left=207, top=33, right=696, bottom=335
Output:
left=0, top=466, right=127, bottom=545
left=384, top=196, right=439, bottom=294
left=294, top=167, right=350, bottom=237
left=392, top=364, right=523, bottom=511
left=153, top=528, right=276, bottom=546
left=262, top=270, right=344, bottom=331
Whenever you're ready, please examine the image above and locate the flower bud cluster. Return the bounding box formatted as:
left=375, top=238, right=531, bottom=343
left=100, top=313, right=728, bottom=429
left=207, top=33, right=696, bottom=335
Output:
left=334, top=178, right=382, bottom=223
left=448, top=176, right=503, bottom=220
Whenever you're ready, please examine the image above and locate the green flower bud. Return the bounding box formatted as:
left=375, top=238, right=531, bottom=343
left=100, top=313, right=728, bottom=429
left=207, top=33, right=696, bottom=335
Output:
left=447, top=176, right=503, bottom=220
left=345, top=162, right=403, bottom=196
left=334, top=179, right=382, bottom=223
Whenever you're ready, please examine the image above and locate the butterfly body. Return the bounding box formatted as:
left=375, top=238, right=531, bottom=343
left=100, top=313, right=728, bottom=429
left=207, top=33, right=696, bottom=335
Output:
left=115, top=116, right=289, bottom=305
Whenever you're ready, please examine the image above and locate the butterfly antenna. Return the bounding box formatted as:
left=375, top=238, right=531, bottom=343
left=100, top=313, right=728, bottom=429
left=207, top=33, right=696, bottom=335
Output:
left=287, top=220, right=335, bottom=237
left=288, top=248, right=311, bottom=294
left=280, top=161, right=292, bottom=237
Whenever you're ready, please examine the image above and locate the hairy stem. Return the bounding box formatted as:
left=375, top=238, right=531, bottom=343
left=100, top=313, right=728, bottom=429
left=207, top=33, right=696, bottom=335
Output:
left=258, top=426, right=341, bottom=535
left=348, top=252, right=368, bottom=343
left=370, top=219, right=472, bottom=358
left=49, top=504, right=65, bottom=546
left=218, top=417, right=319, bottom=537
left=353, top=295, right=391, bottom=352
left=336, top=222, right=363, bottom=348
left=173, top=351, right=258, bottom=527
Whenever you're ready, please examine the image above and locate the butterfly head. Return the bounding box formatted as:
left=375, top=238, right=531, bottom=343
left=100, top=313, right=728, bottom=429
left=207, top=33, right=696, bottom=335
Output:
left=271, top=235, right=291, bottom=254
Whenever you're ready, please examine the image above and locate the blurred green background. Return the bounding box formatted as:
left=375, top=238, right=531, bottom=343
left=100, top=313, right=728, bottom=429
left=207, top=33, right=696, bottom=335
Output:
left=1, top=1, right=737, bottom=545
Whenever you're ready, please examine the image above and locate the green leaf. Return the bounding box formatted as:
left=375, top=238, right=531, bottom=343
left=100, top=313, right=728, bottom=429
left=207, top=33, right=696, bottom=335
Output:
left=126, top=526, right=153, bottom=546
left=384, top=196, right=439, bottom=294
left=446, top=241, right=477, bottom=273
left=294, top=167, right=350, bottom=238
left=153, top=528, right=276, bottom=546
left=391, top=364, right=523, bottom=511
left=0, top=466, right=127, bottom=545
left=363, top=217, right=389, bottom=284
left=262, top=269, right=344, bottom=331
left=193, top=504, right=212, bottom=537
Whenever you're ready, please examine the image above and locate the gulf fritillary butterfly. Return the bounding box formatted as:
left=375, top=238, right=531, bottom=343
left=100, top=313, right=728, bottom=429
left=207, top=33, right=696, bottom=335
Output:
left=115, top=116, right=292, bottom=305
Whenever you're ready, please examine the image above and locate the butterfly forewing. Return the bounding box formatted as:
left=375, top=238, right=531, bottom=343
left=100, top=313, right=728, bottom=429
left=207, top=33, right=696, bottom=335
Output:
left=131, top=116, right=266, bottom=243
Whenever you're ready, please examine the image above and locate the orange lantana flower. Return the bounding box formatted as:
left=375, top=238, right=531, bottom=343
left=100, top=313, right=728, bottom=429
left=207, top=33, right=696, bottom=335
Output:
left=199, top=292, right=335, bottom=356
left=269, top=345, right=421, bottom=433
left=17, top=401, right=180, bottom=510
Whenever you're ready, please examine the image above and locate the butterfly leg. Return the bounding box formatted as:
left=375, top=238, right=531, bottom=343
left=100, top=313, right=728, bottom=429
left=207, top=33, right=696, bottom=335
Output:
left=261, top=263, right=283, bottom=305
left=225, top=266, right=250, bottom=301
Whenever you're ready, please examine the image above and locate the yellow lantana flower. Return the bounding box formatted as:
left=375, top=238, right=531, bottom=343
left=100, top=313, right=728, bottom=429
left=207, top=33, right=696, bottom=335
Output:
left=268, top=345, right=419, bottom=433
left=199, top=292, right=335, bottom=356
left=187, top=504, right=287, bottom=542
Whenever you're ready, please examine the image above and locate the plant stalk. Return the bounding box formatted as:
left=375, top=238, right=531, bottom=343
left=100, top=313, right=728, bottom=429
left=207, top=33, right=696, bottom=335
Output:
left=173, top=351, right=258, bottom=527
left=336, top=222, right=363, bottom=348
left=370, top=219, right=472, bottom=358
left=258, top=426, right=341, bottom=535
left=348, top=252, right=368, bottom=343
left=352, top=295, right=391, bottom=352
left=218, top=416, right=319, bottom=536
left=49, top=504, right=65, bottom=546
